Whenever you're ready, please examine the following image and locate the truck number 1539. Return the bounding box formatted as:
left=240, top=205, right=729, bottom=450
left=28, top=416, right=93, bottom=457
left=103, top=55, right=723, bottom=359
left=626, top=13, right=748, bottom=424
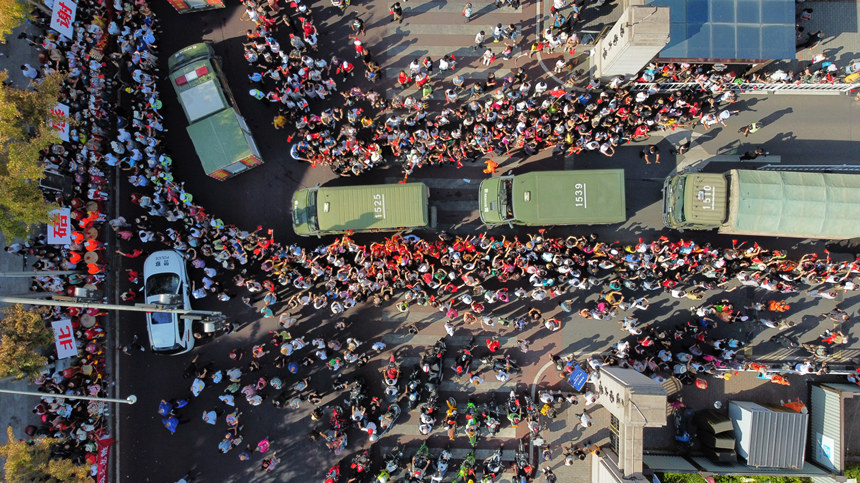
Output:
left=574, top=183, right=587, bottom=208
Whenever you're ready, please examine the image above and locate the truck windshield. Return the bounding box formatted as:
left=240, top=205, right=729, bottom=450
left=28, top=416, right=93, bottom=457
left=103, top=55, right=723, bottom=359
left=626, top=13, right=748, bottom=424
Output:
left=306, top=189, right=319, bottom=231
left=501, top=179, right=514, bottom=221
left=672, top=177, right=686, bottom=223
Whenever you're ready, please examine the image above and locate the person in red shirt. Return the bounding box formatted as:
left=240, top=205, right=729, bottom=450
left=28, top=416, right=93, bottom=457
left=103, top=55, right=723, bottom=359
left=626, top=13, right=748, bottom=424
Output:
left=116, top=248, right=143, bottom=258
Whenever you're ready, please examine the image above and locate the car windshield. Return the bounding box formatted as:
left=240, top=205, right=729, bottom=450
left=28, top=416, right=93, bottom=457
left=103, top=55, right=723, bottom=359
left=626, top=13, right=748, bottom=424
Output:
left=151, top=312, right=174, bottom=325
left=146, top=273, right=180, bottom=296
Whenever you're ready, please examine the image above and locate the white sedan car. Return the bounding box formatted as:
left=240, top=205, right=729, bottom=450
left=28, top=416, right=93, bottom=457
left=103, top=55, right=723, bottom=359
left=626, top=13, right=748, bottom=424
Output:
left=143, top=250, right=194, bottom=355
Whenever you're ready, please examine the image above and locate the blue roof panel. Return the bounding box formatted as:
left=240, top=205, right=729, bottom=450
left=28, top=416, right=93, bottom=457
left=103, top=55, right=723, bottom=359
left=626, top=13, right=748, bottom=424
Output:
left=687, top=23, right=711, bottom=53
left=737, top=0, right=761, bottom=23
left=687, top=0, right=711, bottom=23
left=711, top=0, right=736, bottom=23
left=663, top=23, right=689, bottom=57
left=711, top=24, right=738, bottom=57
left=646, top=0, right=794, bottom=60
left=664, top=0, right=687, bottom=22
left=736, top=25, right=762, bottom=57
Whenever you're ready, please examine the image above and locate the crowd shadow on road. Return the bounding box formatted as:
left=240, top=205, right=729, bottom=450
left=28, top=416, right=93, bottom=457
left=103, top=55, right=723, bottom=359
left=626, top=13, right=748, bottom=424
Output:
left=564, top=333, right=614, bottom=356
left=760, top=107, right=794, bottom=126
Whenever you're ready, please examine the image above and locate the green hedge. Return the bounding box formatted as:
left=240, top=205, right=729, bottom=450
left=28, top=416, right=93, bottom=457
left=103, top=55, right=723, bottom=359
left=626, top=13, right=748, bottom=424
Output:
left=661, top=474, right=707, bottom=483
left=660, top=474, right=811, bottom=483
left=845, top=463, right=860, bottom=480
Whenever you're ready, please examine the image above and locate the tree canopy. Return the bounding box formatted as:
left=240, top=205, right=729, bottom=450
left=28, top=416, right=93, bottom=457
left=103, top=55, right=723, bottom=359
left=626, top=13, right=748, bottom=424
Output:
left=0, top=304, right=53, bottom=381
left=0, top=0, right=28, bottom=43
left=0, top=427, right=89, bottom=482
left=0, top=70, right=64, bottom=240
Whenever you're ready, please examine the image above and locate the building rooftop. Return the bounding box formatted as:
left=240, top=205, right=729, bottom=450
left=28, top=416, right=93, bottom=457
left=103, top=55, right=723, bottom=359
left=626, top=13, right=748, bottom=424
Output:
left=643, top=0, right=796, bottom=61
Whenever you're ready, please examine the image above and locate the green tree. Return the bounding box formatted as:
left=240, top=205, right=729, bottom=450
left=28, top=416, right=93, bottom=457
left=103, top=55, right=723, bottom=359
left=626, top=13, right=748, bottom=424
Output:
left=0, top=427, right=89, bottom=482
left=0, top=70, right=64, bottom=240
left=0, top=304, right=53, bottom=380
left=0, top=0, right=28, bottom=43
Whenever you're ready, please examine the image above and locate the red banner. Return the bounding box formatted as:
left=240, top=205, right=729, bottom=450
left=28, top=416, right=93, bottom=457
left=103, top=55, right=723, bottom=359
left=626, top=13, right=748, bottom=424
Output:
left=95, top=436, right=114, bottom=483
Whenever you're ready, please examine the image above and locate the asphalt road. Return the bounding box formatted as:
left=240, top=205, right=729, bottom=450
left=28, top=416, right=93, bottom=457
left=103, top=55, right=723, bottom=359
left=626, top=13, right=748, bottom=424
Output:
left=115, top=1, right=860, bottom=482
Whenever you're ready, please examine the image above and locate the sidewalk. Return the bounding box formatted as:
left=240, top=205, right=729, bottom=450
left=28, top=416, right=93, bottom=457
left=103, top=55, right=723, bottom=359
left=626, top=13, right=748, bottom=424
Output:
left=0, top=21, right=53, bottom=443
left=0, top=229, right=43, bottom=441
left=767, top=0, right=860, bottom=75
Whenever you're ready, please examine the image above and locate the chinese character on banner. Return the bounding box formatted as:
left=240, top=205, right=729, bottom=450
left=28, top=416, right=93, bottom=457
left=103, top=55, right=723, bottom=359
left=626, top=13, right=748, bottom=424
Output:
left=47, top=208, right=72, bottom=244
left=95, top=436, right=114, bottom=483
left=51, top=103, right=70, bottom=142
left=51, top=319, right=78, bottom=359
left=50, top=0, right=77, bottom=39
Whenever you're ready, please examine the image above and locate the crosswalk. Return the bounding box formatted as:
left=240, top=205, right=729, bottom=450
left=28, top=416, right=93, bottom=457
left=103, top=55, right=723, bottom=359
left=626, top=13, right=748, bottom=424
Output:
left=379, top=1, right=532, bottom=100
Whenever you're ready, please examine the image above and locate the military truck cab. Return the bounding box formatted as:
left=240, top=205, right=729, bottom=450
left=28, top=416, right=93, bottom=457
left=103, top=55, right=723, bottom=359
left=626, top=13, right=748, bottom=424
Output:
left=168, top=43, right=263, bottom=180
left=662, top=172, right=728, bottom=231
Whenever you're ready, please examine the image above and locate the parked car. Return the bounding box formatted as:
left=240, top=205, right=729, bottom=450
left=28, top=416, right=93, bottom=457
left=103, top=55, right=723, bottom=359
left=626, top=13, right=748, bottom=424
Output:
left=143, top=250, right=194, bottom=355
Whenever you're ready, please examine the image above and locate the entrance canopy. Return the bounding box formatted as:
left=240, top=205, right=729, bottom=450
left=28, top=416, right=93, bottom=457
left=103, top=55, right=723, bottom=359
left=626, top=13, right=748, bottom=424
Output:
left=644, top=0, right=795, bottom=61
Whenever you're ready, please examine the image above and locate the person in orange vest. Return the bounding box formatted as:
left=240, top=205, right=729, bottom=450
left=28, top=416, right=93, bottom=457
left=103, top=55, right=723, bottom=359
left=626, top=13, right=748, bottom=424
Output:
left=483, top=159, right=499, bottom=174
left=69, top=252, right=82, bottom=265
left=770, top=300, right=790, bottom=312
left=84, top=239, right=103, bottom=251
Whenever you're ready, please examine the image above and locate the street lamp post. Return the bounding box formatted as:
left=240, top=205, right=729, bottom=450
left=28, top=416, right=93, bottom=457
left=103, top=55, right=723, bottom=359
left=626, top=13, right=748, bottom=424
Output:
left=0, top=387, right=137, bottom=405
left=0, top=295, right=223, bottom=318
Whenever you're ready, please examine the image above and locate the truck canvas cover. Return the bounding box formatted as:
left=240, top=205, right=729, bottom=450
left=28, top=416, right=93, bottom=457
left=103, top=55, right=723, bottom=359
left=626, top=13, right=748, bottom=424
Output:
left=186, top=109, right=254, bottom=177
left=725, top=170, right=860, bottom=239
left=294, top=183, right=429, bottom=235
left=510, top=170, right=626, bottom=225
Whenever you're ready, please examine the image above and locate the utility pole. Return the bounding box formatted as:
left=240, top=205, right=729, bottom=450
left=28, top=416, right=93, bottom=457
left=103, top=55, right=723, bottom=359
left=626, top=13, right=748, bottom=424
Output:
left=0, top=271, right=84, bottom=277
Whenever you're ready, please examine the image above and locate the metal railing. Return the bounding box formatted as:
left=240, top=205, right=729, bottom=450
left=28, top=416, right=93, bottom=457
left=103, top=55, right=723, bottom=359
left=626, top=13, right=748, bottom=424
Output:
left=629, top=82, right=859, bottom=93
left=759, top=164, right=860, bottom=172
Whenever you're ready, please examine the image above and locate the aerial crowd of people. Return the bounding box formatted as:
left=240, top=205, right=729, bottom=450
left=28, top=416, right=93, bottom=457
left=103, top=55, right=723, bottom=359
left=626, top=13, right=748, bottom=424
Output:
left=234, top=0, right=857, bottom=181
left=6, top=0, right=859, bottom=480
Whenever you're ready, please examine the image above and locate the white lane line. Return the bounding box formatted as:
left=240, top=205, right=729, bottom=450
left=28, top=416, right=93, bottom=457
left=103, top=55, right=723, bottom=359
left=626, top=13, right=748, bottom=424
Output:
left=528, top=360, right=555, bottom=466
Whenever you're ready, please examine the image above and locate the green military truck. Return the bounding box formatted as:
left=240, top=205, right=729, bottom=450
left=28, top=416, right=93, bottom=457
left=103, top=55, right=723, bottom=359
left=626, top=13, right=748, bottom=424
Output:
left=663, top=169, right=860, bottom=239
left=168, top=43, right=263, bottom=180
left=292, top=182, right=432, bottom=236
left=479, top=169, right=626, bottom=226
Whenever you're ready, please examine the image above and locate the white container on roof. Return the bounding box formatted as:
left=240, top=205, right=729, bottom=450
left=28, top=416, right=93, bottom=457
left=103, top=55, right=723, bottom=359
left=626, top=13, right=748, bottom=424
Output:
left=728, top=401, right=808, bottom=469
